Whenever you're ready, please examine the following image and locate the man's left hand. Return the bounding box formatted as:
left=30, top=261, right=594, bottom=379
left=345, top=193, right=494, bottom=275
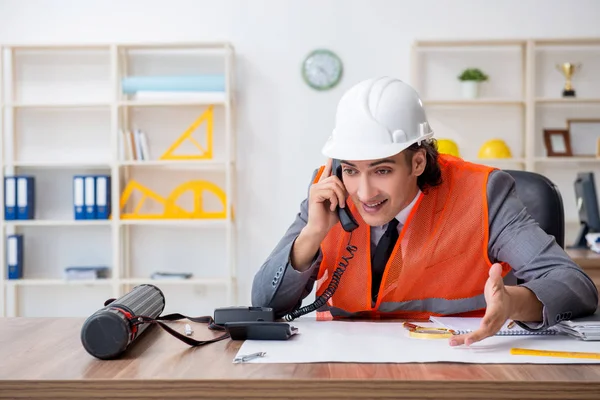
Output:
left=449, top=263, right=511, bottom=347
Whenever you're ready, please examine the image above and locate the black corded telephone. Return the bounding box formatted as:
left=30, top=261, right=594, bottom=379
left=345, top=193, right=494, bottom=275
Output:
left=331, top=158, right=359, bottom=233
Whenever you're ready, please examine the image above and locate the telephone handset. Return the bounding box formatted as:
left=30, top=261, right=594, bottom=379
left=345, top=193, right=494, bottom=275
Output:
left=282, top=159, right=359, bottom=322
left=331, top=159, right=359, bottom=232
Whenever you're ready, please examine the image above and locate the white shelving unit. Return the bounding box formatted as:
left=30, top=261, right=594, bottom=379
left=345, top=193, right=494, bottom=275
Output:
left=0, top=42, right=236, bottom=317
left=411, top=37, right=600, bottom=246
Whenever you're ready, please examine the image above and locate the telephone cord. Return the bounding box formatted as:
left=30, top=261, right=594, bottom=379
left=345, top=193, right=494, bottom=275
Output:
left=284, top=232, right=357, bottom=322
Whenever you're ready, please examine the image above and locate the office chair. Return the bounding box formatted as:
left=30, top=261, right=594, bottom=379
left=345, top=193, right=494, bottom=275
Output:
left=505, top=170, right=565, bottom=249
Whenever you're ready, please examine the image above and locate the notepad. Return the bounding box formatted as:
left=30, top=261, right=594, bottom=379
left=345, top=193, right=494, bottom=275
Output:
left=429, top=317, right=559, bottom=336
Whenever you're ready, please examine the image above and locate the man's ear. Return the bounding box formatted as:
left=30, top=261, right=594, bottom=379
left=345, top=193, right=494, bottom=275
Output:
left=412, top=149, right=427, bottom=176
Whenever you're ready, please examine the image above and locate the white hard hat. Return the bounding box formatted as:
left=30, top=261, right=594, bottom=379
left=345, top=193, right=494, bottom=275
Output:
left=322, top=76, right=433, bottom=161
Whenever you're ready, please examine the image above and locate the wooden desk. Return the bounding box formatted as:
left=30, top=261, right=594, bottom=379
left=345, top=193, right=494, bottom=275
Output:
left=1, top=318, right=600, bottom=399
left=567, top=248, right=600, bottom=289
left=567, top=248, right=600, bottom=268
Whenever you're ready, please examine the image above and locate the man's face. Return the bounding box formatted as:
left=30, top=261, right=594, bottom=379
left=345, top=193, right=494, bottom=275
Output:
left=340, top=150, right=425, bottom=226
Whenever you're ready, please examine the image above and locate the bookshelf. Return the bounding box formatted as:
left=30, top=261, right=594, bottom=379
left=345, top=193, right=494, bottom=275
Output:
left=0, top=42, right=236, bottom=317
left=411, top=37, right=600, bottom=247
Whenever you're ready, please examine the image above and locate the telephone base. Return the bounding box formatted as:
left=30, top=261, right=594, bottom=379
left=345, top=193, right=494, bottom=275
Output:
left=213, top=306, right=274, bottom=326
left=225, top=321, right=298, bottom=340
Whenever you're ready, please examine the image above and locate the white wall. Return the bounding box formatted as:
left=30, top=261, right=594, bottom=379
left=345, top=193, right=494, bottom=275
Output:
left=1, top=0, right=600, bottom=309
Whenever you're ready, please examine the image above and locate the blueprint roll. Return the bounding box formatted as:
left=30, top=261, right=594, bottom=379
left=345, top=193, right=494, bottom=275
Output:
left=80, top=284, right=165, bottom=360
left=121, top=74, right=225, bottom=93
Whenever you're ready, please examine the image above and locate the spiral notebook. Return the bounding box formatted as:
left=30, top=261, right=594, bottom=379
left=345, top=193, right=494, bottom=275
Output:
left=429, top=317, right=559, bottom=336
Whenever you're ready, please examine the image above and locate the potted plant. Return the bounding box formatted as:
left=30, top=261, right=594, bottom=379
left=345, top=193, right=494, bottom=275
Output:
left=458, top=68, right=489, bottom=99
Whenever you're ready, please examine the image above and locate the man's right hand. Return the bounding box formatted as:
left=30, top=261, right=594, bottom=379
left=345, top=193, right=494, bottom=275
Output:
left=290, top=159, right=348, bottom=272
left=305, top=158, right=348, bottom=237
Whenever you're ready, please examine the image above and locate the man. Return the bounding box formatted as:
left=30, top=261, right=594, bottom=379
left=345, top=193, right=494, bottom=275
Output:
left=252, top=76, right=598, bottom=346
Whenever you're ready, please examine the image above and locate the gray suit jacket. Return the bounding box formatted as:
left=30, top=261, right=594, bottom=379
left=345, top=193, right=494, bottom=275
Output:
left=251, top=169, right=599, bottom=329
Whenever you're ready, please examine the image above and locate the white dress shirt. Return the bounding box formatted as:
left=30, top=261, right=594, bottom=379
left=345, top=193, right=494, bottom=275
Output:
left=370, top=190, right=422, bottom=251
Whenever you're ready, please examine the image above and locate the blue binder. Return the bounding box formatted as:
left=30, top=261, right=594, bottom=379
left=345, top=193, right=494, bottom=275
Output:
left=73, top=176, right=86, bottom=220
left=4, top=176, right=17, bottom=220
left=7, top=234, right=23, bottom=279
left=84, top=176, right=96, bottom=219
left=16, top=176, right=35, bottom=220
left=95, top=175, right=111, bottom=219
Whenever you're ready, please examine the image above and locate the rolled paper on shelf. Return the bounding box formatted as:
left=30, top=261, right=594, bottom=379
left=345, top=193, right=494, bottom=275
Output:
left=121, top=74, right=225, bottom=93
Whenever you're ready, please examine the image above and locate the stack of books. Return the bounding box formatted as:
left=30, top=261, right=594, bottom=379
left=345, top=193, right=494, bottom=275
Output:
left=120, top=129, right=151, bottom=161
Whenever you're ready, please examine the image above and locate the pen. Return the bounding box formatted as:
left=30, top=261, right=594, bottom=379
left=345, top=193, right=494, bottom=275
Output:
left=234, top=351, right=266, bottom=363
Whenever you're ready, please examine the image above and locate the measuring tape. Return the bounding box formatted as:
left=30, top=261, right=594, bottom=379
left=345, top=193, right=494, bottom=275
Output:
left=403, top=322, right=455, bottom=339
left=511, top=348, right=600, bottom=360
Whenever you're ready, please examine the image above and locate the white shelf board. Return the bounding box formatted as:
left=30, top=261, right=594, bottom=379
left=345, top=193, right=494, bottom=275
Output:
left=4, top=102, right=111, bottom=108
left=5, top=220, right=112, bottom=227
left=5, top=44, right=111, bottom=50
left=415, top=38, right=600, bottom=48
left=121, top=278, right=230, bottom=286
left=469, top=158, right=526, bottom=164
left=533, top=38, right=600, bottom=46
left=118, top=94, right=226, bottom=107
left=414, top=39, right=525, bottom=48
left=117, top=42, right=232, bottom=50
left=9, top=161, right=112, bottom=169
left=119, top=219, right=229, bottom=227
left=119, top=160, right=230, bottom=169
left=121, top=48, right=230, bottom=57
left=5, top=279, right=113, bottom=286
left=4, top=42, right=231, bottom=50
left=535, top=98, right=600, bottom=104
left=534, top=157, right=600, bottom=163
left=423, top=99, right=524, bottom=106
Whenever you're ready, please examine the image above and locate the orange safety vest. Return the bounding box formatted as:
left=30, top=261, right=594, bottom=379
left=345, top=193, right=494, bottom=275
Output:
left=314, top=154, right=511, bottom=321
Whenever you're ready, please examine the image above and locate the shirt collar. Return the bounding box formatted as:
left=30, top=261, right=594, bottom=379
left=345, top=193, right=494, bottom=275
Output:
left=394, top=190, right=422, bottom=225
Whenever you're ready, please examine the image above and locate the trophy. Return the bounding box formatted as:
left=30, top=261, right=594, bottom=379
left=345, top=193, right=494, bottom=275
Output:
left=555, top=62, right=582, bottom=97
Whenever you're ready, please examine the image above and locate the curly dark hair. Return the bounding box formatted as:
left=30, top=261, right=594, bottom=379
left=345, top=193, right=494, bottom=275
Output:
left=403, top=138, right=443, bottom=192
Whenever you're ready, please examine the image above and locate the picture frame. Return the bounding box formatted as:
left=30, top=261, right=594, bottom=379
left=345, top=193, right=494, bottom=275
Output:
left=543, top=129, right=572, bottom=157
left=567, top=118, right=600, bottom=156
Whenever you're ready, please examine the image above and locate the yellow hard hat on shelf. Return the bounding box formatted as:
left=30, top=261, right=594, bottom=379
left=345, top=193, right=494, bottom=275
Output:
left=478, top=139, right=512, bottom=159
left=437, top=139, right=460, bottom=157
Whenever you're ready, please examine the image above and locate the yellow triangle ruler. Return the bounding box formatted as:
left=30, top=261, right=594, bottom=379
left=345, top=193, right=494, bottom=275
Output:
left=160, top=106, right=214, bottom=160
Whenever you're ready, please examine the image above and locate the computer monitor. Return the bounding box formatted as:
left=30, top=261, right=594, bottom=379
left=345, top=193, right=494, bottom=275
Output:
left=571, top=172, right=600, bottom=248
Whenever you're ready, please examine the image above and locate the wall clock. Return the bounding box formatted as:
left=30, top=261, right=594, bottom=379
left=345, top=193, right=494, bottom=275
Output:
left=302, top=49, right=343, bottom=90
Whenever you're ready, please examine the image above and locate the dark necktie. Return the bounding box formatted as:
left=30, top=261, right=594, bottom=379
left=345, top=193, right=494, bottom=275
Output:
left=371, top=218, right=399, bottom=301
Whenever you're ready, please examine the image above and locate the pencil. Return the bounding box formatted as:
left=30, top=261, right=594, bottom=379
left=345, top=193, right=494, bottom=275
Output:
left=511, top=348, right=600, bottom=360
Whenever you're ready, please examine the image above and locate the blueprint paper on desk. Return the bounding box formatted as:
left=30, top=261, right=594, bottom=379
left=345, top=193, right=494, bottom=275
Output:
left=234, top=318, right=600, bottom=364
